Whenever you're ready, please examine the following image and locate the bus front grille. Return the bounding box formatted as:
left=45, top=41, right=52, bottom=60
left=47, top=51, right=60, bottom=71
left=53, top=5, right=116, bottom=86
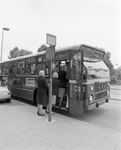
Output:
left=95, top=91, right=107, bottom=100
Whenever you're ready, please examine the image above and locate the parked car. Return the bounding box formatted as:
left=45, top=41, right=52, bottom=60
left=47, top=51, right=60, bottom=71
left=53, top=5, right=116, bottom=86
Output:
left=0, top=83, right=11, bottom=102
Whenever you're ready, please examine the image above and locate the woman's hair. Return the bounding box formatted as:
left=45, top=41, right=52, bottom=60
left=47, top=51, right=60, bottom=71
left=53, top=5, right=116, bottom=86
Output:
left=53, top=72, right=58, bottom=78
left=39, top=70, right=45, bottom=76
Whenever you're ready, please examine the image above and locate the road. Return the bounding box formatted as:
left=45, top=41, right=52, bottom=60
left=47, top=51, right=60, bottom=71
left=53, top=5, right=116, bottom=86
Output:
left=75, top=86, right=121, bottom=132
left=110, top=85, right=121, bottom=100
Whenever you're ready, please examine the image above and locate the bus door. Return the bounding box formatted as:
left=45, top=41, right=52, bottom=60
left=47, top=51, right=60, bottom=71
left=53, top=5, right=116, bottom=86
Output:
left=53, top=53, right=69, bottom=109
left=69, top=51, right=84, bottom=116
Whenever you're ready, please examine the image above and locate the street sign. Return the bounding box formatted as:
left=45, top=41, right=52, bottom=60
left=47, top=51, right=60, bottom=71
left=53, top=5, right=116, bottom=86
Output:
left=46, top=46, right=55, bottom=61
left=45, top=33, right=56, bottom=123
left=46, top=33, right=56, bottom=46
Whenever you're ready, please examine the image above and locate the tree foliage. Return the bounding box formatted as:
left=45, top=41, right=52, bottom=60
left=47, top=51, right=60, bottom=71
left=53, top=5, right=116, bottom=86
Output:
left=103, top=51, right=117, bottom=83
left=103, top=51, right=114, bottom=70
left=37, top=44, right=48, bottom=52
left=117, top=66, right=121, bottom=80
left=8, top=47, right=32, bottom=59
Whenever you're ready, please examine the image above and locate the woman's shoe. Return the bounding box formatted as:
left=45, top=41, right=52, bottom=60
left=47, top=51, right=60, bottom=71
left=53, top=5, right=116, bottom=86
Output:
left=37, top=111, right=45, bottom=116
left=51, top=112, right=54, bottom=115
left=45, top=110, right=49, bottom=114
left=45, top=110, right=54, bottom=115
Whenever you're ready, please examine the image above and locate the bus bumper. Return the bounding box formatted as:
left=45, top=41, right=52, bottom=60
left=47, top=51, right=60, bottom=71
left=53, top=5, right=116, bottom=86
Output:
left=88, top=98, right=109, bottom=110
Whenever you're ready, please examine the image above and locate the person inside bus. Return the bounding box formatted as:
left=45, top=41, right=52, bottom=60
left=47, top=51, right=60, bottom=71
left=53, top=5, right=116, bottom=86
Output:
left=58, top=65, right=68, bottom=107
left=36, top=70, right=48, bottom=116
left=52, top=72, right=60, bottom=106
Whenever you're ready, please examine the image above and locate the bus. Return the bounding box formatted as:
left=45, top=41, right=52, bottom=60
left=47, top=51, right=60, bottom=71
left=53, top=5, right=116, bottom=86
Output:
left=0, top=44, right=110, bottom=116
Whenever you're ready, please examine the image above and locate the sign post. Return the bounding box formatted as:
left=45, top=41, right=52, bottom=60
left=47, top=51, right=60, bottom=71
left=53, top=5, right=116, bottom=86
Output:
left=46, top=33, right=56, bottom=123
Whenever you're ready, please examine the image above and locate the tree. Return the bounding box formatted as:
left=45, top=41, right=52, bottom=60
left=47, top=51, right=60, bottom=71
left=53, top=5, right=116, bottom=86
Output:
left=8, top=47, right=32, bottom=59
left=8, top=47, right=19, bottom=59
left=103, top=51, right=114, bottom=70
left=37, top=44, right=48, bottom=52
left=103, top=51, right=117, bottom=83
left=117, top=66, right=121, bottom=80
left=18, top=49, right=32, bottom=57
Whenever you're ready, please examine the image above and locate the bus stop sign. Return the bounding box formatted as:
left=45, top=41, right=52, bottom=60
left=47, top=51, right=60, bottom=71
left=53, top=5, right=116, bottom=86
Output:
left=46, top=46, right=55, bottom=61
left=46, top=33, right=56, bottom=46
left=46, top=33, right=56, bottom=61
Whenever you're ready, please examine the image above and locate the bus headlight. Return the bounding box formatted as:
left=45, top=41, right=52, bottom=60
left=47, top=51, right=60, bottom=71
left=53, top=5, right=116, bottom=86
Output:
left=90, top=86, right=93, bottom=91
left=89, top=95, right=94, bottom=103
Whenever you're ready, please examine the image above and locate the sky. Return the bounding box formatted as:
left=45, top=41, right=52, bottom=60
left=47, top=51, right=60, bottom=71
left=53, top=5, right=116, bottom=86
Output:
left=0, top=0, right=121, bottom=68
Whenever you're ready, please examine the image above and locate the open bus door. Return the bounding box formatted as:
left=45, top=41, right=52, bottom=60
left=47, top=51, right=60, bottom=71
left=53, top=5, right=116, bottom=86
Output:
left=69, top=47, right=84, bottom=116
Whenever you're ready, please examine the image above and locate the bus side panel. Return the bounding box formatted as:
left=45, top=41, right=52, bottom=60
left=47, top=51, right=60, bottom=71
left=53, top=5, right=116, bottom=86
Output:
left=12, top=86, right=34, bottom=101
left=69, top=99, right=84, bottom=116
left=11, top=76, right=36, bottom=101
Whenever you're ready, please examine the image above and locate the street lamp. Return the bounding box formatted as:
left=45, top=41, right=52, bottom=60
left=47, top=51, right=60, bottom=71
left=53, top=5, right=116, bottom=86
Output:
left=115, top=64, right=118, bottom=81
left=0, top=27, right=10, bottom=61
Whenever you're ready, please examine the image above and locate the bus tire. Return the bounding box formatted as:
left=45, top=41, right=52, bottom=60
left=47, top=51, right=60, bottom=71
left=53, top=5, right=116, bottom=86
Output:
left=6, top=99, right=11, bottom=102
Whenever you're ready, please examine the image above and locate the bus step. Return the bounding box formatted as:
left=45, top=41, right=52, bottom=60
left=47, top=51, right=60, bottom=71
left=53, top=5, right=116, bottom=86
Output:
left=54, top=105, right=68, bottom=111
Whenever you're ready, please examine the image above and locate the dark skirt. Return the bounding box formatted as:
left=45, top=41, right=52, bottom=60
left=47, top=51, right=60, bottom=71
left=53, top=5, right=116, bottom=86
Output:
left=37, top=88, right=48, bottom=106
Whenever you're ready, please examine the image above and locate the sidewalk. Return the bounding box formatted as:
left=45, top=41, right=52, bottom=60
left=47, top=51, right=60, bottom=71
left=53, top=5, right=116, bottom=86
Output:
left=0, top=100, right=121, bottom=150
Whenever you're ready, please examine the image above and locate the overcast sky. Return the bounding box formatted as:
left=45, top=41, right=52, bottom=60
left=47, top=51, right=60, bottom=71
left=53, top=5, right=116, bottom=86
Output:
left=0, top=0, right=120, bottom=68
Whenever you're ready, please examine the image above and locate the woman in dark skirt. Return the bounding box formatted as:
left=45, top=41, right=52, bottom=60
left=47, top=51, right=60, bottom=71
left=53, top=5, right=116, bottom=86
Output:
left=37, top=70, right=48, bottom=116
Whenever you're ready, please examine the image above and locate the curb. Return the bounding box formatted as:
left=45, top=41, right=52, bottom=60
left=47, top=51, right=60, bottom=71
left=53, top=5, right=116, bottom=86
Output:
left=110, top=88, right=121, bottom=90
left=110, top=98, right=121, bottom=101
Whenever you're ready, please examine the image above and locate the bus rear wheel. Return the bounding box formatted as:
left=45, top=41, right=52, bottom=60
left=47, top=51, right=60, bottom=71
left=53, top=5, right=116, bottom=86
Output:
left=33, top=90, right=37, bottom=106
left=6, top=99, right=11, bottom=102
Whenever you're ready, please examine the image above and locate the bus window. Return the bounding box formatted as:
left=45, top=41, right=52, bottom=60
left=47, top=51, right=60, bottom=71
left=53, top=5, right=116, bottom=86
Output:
left=0, top=64, right=2, bottom=75
left=43, top=62, right=49, bottom=77
left=25, top=57, right=36, bottom=75
left=9, top=62, right=17, bottom=75
left=2, top=63, right=9, bottom=75
left=35, top=56, right=43, bottom=75
left=52, top=61, right=59, bottom=73
left=17, top=60, right=25, bottom=75
left=71, top=53, right=82, bottom=79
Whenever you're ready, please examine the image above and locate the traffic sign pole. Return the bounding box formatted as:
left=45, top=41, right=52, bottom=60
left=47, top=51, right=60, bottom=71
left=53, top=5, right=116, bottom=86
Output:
left=45, top=33, right=56, bottom=123
left=48, top=60, right=52, bottom=122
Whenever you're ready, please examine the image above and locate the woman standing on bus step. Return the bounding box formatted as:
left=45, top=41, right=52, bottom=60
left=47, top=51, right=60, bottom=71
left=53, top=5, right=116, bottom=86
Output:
left=52, top=72, right=60, bottom=105
left=58, top=65, right=68, bottom=107
left=37, top=70, right=48, bottom=116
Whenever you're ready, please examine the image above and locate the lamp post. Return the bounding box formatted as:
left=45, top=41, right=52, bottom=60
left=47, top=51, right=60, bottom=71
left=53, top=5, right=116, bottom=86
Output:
left=1, top=27, right=10, bottom=61
left=115, top=64, right=118, bottom=81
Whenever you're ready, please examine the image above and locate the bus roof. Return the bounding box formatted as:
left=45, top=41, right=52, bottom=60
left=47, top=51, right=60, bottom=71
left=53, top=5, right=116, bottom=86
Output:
left=0, top=44, right=105, bottom=64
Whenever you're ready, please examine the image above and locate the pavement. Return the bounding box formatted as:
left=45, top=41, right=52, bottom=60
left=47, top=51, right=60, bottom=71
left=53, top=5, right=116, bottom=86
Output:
left=0, top=99, right=121, bottom=150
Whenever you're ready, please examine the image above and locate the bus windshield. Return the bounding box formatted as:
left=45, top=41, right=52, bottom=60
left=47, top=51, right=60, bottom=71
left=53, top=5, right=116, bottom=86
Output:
left=84, top=61, right=110, bottom=79
left=81, top=46, right=105, bottom=61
